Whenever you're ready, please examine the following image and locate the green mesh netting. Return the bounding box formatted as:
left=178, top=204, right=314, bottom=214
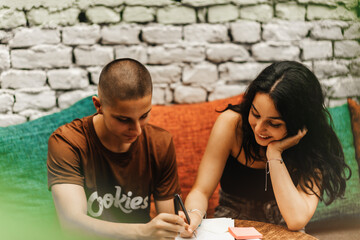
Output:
left=311, top=103, right=360, bottom=222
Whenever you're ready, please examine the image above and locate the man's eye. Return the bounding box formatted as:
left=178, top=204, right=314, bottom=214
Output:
left=140, top=114, right=148, bottom=119
left=117, top=118, right=129, bottom=122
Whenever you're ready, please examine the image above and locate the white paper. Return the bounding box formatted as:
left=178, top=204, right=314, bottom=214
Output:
left=176, top=218, right=234, bottom=240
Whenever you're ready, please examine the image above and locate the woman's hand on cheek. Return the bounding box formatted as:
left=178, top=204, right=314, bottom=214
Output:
left=266, top=128, right=308, bottom=158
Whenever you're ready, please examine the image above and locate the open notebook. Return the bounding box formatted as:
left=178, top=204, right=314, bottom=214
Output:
left=176, top=218, right=234, bottom=240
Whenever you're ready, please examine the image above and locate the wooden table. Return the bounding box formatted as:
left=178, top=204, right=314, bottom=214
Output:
left=235, top=220, right=318, bottom=240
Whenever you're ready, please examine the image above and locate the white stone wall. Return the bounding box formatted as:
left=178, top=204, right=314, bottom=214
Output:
left=0, top=0, right=359, bottom=126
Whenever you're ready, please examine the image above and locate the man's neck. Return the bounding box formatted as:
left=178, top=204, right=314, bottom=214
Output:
left=93, top=114, right=132, bottom=153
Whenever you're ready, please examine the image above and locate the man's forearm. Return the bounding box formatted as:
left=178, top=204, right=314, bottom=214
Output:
left=59, top=213, right=144, bottom=240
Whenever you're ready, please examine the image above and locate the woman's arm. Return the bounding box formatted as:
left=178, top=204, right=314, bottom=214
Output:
left=266, top=129, right=320, bottom=231
left=52, top=184, right=186, bottom=240
left=183, top=110, right=241, bottom=236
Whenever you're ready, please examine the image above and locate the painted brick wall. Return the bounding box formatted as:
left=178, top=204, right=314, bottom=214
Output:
left=0, top=0, right=359, bottom=126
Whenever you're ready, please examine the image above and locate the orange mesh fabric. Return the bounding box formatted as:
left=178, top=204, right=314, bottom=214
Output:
left=348, top=98, right=360, bottom=179
left=149, top=95, right=243, bottom=217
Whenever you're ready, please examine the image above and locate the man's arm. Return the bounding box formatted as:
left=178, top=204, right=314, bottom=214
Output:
left=155, top=198, right=175, bottom=214
left=52, top=184, right=185, bottom=240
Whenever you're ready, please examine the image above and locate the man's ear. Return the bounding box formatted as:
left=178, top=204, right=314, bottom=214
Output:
left=92, top=96, right=103, bottom=114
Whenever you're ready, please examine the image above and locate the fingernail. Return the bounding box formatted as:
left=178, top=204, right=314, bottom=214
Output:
left=188, top=228, right=193, bottom=232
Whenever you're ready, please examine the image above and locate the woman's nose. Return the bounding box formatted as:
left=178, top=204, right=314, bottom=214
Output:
left=255, top=120, right=266, bottom=133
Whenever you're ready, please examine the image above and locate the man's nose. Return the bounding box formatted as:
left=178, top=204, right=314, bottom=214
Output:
left=130, top=121, right=142, bottom=135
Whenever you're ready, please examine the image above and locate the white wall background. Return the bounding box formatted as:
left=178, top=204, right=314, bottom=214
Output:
left=0, top=0, right=359, bottom=126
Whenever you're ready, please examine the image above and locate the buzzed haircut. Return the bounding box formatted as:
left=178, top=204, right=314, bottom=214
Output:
left=98, top=58, right=152, bottom=104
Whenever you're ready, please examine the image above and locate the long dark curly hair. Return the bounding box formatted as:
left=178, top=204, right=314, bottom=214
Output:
left=226, top=61, right=351, bottom=205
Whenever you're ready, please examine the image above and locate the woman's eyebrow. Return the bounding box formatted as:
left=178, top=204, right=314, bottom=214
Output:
left=251, top=104, right=258, bottom=112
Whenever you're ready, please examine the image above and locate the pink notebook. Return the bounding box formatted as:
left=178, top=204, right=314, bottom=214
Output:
left=228, top=227, right=263, bottom=239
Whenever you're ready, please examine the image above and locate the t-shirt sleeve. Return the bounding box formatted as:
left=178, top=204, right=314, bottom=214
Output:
left=153, top=137, right=181, bottom=200
left=47, top=131, right=84, bottom=190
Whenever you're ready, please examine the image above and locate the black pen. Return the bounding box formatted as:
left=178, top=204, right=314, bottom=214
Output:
left=174, top=194, right=197, bottom=238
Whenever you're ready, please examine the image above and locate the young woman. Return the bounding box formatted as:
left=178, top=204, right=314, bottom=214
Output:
left=182, top=61, right=350, bottom=236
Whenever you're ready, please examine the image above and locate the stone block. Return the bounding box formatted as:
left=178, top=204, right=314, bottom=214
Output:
left=11, top=45, right=72, bottom=69
left=344, top=22, right=360, bottom=39
left=101, top=24, right=141, bottom=44
left=77, top=0, right=124, bottom=9
left=123, top=6, right=154, bottom=23
left=275, top=3, right=306, bottom=21
left=239, top=4, right=273, bottom=22
left=326, top=76, right=360, bottom=98
left=182, top=0, right=231, bottom=7
left=87, top=66, right=102, bottom=85
left=313, top=60, right=349, bottom=79
left=350, top=58, right=360, bottom=76
left=0, top=0, right=76, bottom=11
left=147, top=65, right=182, bottom=84
left=230, top=20, right=261, bottom=43
left=147, top=44, right=205, bottom=64
left=48, top=68, right=89, bottom=90
left=157, top=6, right=196, bottom=24
left=232, top=0, right=268, bottom=5
left=219, top=62, right=269, bottom=82
left=208, top=4, right=239, bottom=23
left=142, top=25, right=182, bottom=44
left=298, top=0, right=358, bottom=9
left=58, top=88, right=97, bottom=109
left=208, top=84, right=247, bottom=101
left=9, top=28, right=60, bottom=48
left=0, top=93, right=14, bottom=113
left=174, top=86, right=207, bottom=104
left=152, top=86, right=165, bottom=105
left=252, top=42, right=300, bottom=61
left=124, top=0, right=172, bottom=6
left=206, top=43, right=249, bottom=63
left=19, top=108, right=60, bottom=121
left=307, top=5, right=357, bottom=21
left=63, top=25, right=101, bottom=45
left=0, top=9, right=26, bottom=29
left=0, top=114, right=27, bottom=127
left=0, top=30, right=13, bottom=44
left=13, top=87, right=56, bottom=112
left=115, top=45, right=147, bottom=64
left=183, top=62, right=218, bottom=84
left=184, top=24, right=229, bottom=43
left=74, top=45, right=114, bottom=66
left=334, top=40, right=360, bottom=58
left=310, top=23, right=343, bottom=40
left=301, top=40, right=332, bottom=60
left=0, top=70, right=46, bottom=89
left=86, top=6, right=120, bottom=24
left=262, top=20, right=310, bottom=41
left=0, top=46, right=10, bottom=70
left=27, top=8, right=80, bottom=27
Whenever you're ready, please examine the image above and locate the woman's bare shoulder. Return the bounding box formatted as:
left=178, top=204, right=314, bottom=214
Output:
left=216, top=109, right=243, bottom=127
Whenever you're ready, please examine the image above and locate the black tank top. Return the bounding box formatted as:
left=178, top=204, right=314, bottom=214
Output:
left=220, top=154, right=276, bottom=202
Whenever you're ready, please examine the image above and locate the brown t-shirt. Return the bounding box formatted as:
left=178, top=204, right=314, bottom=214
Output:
left=47, top=114, right=181, bottom=223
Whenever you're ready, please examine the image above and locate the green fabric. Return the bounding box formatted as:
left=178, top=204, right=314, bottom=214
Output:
left=0, top=96, right=96, bottom=239
left=311, top=103, right=360, bottom=222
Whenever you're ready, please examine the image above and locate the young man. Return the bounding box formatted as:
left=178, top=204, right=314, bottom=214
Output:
left=47, top=58, right=186, bottom=239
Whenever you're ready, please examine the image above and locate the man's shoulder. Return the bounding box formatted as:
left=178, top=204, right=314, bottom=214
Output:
left=144, top=123, right=173, bottom=145
left=50, top=115, right=92, bottom=144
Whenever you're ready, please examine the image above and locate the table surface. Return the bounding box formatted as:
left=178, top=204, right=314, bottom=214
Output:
left=235, top=219, right=318, bottom=240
